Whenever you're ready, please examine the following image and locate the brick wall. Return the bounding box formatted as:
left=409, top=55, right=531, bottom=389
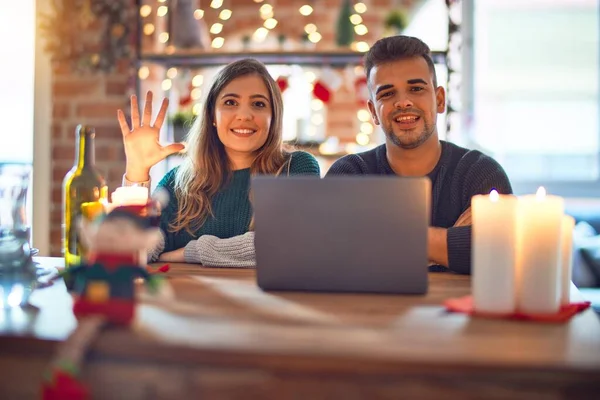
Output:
left=49, top=59, right=134, bottom=255
left=48, top=0, right=416, bottom=255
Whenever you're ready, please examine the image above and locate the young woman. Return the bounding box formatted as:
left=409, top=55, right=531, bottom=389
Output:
left=117, top=59, right=320, bottom=266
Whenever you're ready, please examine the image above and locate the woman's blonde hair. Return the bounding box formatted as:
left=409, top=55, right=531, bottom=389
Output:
left=171, top=58, right=290, bottom=234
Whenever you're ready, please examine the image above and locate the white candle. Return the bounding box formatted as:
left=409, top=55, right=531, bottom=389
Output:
left=472, top=190, right=518, bottom=314
left=516, top=187, right=564, bottom=314
left=111, top=186, right=149, bottom=206
left=560, top=215, right=575, bottom=306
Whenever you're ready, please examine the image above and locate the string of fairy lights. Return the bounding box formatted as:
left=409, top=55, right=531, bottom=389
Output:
left=137, top=0, right=377, bottom=148
left=138, top=1, right=371, bottom=50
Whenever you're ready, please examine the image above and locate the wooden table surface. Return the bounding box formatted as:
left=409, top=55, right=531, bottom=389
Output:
left=1, top=257, right=600, bottom=399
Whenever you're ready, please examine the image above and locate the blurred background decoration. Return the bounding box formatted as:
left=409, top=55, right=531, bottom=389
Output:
left=39, top=0, right=134, bottom=73
left=5, top=0, right=599, bottom=259
left=383, top=9, right=409, bottom=37
left=168, top=109, right=196, bottom=143
left=133, top=0, right=450, bottom=176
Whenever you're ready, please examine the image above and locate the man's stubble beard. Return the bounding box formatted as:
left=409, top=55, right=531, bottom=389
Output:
left=385, top=120, right=436, bottom=150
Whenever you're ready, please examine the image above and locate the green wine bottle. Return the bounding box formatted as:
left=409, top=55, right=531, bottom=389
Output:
left=62, top=125, right=108, bottom=290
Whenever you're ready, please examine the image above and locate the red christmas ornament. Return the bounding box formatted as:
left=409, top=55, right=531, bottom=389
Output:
left=179, top=82, right=194, bottom=108
left=354, top=76, right=369, bottom=107
left=313, top=80, right=332, bottom=103
left=42, top=370, right=89, bottom=400
left=276, top=76, right=289, bottom=92
left=312, top=68, right=342, bottom=104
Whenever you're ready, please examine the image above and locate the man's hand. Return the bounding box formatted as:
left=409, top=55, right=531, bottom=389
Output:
left=454, top=207, right=472, bottom=227
left=427, top=207, right=472, bottom=267
left=158, top=248, right=185, bottom=263
left=428, top=227, right=448, bottom=267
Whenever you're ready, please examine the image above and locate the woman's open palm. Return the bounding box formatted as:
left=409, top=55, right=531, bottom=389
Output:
left=117, top=91, right=185, bottom=178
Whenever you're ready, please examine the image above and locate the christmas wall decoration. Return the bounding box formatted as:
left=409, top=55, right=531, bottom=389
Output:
left=39, top=0, right=133, bottom=73
left=312, top=69, right=343, bottom=104
left=354, top=76, right=369, bottom=107
left=276, top=76, right=289, bottom=93
left=171, top=0, right=210, bottom=49
left=336, top=0, right=355, bottom=47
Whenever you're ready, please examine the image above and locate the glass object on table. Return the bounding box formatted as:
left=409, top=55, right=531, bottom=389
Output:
left=0, top=163, right=38, bottom=308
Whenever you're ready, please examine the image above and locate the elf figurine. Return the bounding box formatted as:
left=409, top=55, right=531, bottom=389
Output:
left=67, top=203, right=164, bottom=326
left=42, top=203, right=167, bottom=399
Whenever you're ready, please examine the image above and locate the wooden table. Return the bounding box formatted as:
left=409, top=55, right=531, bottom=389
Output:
left=1, top=257, right=599, bottom=399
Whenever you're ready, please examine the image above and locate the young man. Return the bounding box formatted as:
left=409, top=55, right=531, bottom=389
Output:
left=326, top=36, right=512, bottom=274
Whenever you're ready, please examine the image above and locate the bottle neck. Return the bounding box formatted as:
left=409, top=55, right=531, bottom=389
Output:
left=75, top=127, right=96, bottom=169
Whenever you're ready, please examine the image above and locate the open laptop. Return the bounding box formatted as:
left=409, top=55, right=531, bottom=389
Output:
left=252, top=176, right=430, bottom=294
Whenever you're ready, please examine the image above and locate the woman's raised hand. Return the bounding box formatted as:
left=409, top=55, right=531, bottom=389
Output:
left=117, top=91, right=186, bottom=181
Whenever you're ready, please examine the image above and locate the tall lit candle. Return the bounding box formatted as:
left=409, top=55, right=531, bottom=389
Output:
left=472, top=190, right=518, bottom=314
left=111, top=186, right=149, bottom=206
left=516, top=187, right=564, bottom=314
left=560, top=215, right=575, bottom=306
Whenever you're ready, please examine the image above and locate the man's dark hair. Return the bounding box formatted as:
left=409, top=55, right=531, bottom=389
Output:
left=364, top=36, right=438, bottom=88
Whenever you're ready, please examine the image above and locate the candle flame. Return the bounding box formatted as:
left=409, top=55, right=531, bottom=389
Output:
left=536, top=186, right=546, bottom=201
left=489, top=189, right=499, bottom=202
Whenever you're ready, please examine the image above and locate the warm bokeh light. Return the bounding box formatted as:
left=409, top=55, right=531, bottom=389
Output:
left=261, top=11, right=274, bottom=19
left=304, top=23, right=317, bottom=34
left=308, top=32, right=322, bottom=43
left=191, top=88, right=203, bottom=100
left=138, top=66, right=150, bottom=80
left=304, top=71, right=316, bottom=83
left=357, top=109, right=371, bottom=122
left=253, top=27, right=269, bottom=42
left=192, top=74, right=204, bottom=87
left=354, top=24, right=368, bottom=35
left=161, top=79, right=172, bottom=91
left=210, top=0, right=223, bottom=9
left=140, top=5, right=152, bottom=18
left=311, top=114, right=324, bottom=125
left=166, top=67, right=177, bottom=79
left=143, top=23, right=155, bottom=35
left=263, top=18, right=278, bottom=29
left=350, top=14, right=363, bottom=25
left=360, top=122, right=373, bottom=134
left=158, top=32, right=169, bottom=43
left=260, top=4, right=273, bottom=14
left=210, top=23, right=223, bottom=34
left=299, top=5, right=313, bottom=16
left=354, top=2, right=367, bottom=13
left=356, top=133, right=370, bottom=146
left=311, top=99, right=324, bottom=111
left=219, top=9, right=232, bottom=20
left=211, top=37, right=225, bottom=48
left=356, top=41, right=370, bottom=52
left=157, top=5, right=168, bottom=17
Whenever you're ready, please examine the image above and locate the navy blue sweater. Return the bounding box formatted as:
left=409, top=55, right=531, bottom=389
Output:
left=326, top=141, right=513, bottom=274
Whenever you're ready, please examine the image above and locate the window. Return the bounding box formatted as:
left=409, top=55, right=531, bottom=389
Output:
left=0, top=0, right=35, bottom=164
left=470, top=0, right=599, bottom=196
left=0, top=0, right=36, bottom=243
